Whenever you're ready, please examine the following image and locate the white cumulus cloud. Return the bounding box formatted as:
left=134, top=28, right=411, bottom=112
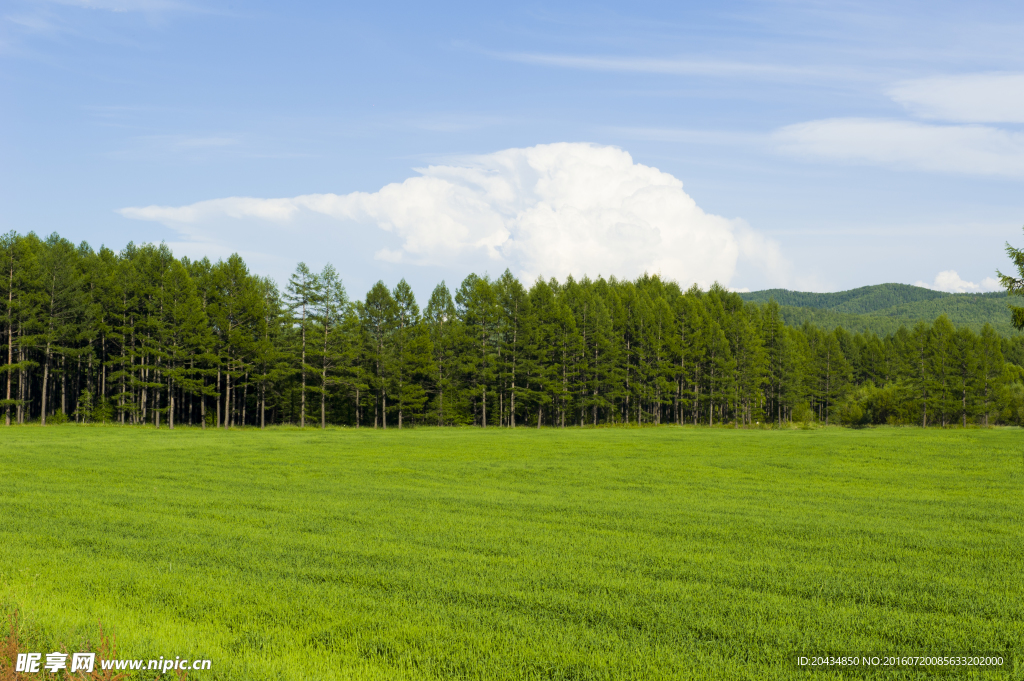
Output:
left=120, top=142, right=786, bottom=289
left=773, top=118, right=1024, bottom=177
left=888, top=73, right=1024, bottom=123
left=914, top=270, right=1001, bottom=293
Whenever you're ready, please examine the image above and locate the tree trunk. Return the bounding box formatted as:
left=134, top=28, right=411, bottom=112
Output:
left=693, top=382, right=699, bottom=426
left=41, top=346, right=51, bottom=426
left=225, top=369, right=231, bottom=428
left=709, top=365, right=714, bottom=427
left=300, top=311, right=306, bottom=428
left=4, top=272, right=11, bottom=426
left=215, top=369, right=221, bottom=428
left=141, top=364, right=147, bottom=424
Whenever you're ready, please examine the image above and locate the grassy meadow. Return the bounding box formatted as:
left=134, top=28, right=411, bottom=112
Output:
left=0, top=426, right=1021, bottom=679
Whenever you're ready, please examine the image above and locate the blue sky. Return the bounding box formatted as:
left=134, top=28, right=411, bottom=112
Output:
left=2, top=0, right=1023, bottom=298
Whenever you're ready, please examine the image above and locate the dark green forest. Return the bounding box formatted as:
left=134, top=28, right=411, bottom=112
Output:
left=3, top=231, right=1024, bottom=429
left=740, top=284, right=1015, bottom=336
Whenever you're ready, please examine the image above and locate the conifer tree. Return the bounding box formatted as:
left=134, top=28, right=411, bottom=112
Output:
left=976, top=324, right=1004, bottom=426
left=495, top=270, right=528, bottom=427
left=208, top=255, right=262, bottom=427
left=0, top=232, right=34, bottom=425
left=424, top=282, right=460, bottom=426
left=928, top=316, right=957, bottom=427
left=456, top=274, right=499, bottom=426
left=309, top=264, right=348, bottom=429
left=950, top=326, right=979, bottom=427
left=160, top=258, right=210, bottom=428
left=997, top=229, right=1024, bottom=331
left=284, top=263, right=319, bottom=428
left=391, top=279, right=431, bottom=428
left=30, top=234, right=85, bottom=425
left=522, top=278, right=562, bottom=427
left=362, top=281, right=398, bottom=428
left=250, top=276, right=291, bottom=428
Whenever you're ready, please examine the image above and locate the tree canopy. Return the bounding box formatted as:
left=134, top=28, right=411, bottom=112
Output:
left=4, top=230, right=1024, bottom=429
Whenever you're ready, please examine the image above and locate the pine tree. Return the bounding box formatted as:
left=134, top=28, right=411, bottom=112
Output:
left=28, top=234, right=85, bottom=425
left=761, top=298, right=786, bottom=426
left=424, top=282, right=460, bottom=426
left=732, top=303, right=766, bottom=426
left=551, top=278, right=582, bottom=427
left=456, top=274, right=499, bottom=427
left=593, top=277, right=626, bottom=423
left=391, top=279, right=430, bottom=428
left=308, top=265, right=349, bottom=429
left=808, top=330, right=850, bottom=425
left=0, top=233, right=35, bottom=425
left=928, top=316, right=957, bottom=427
left=283, top=263, right=320, bottom=428
left=522, top=279, right=562, bottom=427
left=495, top=270, right=528, bottom=427
left=361, top=281, right=398, bottom=428
left=949, top=326, right=979, bottom=427
left=564, top=277, right=615, bottom=426
left=250, top=276, right=291, bottom=428
left=160, top=258, right=210, bottom=429
left=208, top=254, right=263, bottom=427
left=997, top=229, right=1024, bottom=331
left=976, top=324, right=1004, bottom=426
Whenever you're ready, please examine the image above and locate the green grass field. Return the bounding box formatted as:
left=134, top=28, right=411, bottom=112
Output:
left=1, top=426, right=1021, bottom=680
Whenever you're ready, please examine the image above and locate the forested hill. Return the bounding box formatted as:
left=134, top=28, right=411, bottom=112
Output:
left=739, top=284, right=1016, bottom=336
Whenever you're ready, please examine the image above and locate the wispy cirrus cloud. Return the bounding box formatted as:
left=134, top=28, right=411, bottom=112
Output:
left=774, top=70, right=1024, bottom=177
left=37, top=0, right=187, bottom=11
left=888, top=72, right=1024, bottom=124
left=106, top=133, right=242, bottom=161
left=774, top=118, right=1024, bottom=177
left=496, top=52, right=826, bottom=80
left=603, top=126, right=764, bottom=146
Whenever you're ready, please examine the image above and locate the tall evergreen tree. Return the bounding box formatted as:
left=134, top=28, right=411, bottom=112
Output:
left=361, top=281, right=398, bottom=428
left=997, top=229, right=1024, bottom=331
left=424, top=282, right=460, bottom=426
left=29, top=234, right=85, bottom=425
left=456, top=274, right=499, bottom=427
left=283, top=263, right=319, bottom=428
left=309, top=265, right=349, bottom=429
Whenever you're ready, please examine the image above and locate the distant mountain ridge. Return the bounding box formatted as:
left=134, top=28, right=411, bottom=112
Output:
left=738, top=283, right=1017, bottom=336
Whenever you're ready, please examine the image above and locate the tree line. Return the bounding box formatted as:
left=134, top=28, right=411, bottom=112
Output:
left=3, top=231, right=1024, bottom=429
